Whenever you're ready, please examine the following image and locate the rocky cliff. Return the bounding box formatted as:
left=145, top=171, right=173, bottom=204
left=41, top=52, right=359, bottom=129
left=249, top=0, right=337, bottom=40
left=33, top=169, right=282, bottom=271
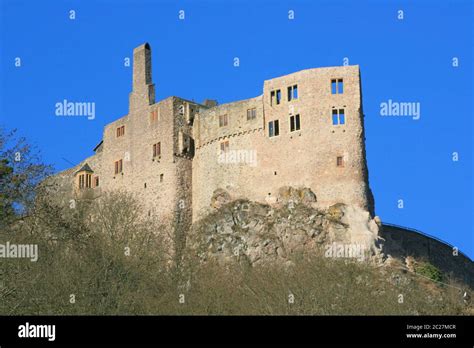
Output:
left=188, top=187, right=383, bottom=267
left=187, top=187, right=473, bottom=294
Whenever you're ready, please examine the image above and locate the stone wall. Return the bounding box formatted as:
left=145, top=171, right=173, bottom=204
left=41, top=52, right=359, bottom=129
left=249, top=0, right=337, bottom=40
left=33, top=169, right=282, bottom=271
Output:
left=381, top=224, right=474, bottom=288
left=192, top=66, right=372, bottom=221
left=48, top=43, right=374, bottom=258
left=50, top=45, right=200, bottom=234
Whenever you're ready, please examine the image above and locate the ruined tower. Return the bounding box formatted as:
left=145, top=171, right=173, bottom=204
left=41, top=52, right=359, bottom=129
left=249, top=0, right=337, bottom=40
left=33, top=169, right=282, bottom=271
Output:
left=129, top=43, right=155, bottom=112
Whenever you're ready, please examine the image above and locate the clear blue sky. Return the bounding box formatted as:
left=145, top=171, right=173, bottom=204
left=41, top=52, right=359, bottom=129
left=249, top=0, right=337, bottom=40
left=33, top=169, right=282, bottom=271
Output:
left=1, top=0, right=472, bottom=258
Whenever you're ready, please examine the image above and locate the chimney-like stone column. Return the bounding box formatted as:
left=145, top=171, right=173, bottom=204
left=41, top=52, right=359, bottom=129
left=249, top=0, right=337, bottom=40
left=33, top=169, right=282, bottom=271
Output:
left=129, top=43, right=155, bottom=112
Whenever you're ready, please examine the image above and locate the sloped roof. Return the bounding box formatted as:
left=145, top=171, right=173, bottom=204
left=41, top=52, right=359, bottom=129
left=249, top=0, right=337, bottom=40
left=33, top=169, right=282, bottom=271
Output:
left=75, top=163, right=94, bottom=174
left=93, top=140, right=103, bottom=152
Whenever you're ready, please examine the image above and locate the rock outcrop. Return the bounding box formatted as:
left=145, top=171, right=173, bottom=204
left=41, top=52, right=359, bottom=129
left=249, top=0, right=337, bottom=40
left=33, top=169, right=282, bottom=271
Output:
left=189, top=188, right=383, bottom=266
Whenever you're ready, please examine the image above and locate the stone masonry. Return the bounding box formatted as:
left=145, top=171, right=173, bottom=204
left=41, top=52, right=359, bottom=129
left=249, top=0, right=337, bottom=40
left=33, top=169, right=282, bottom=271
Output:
left=52, top=42, right=374, bottom=240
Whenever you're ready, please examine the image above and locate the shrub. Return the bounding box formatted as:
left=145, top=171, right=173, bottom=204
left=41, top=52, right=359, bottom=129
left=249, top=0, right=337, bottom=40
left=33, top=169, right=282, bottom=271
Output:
left=415, top=262, right=443, bottom=283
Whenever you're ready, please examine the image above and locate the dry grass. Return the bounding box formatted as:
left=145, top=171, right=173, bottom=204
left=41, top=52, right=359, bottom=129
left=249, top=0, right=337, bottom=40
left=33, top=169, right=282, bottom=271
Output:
left=0, top=192, right=469, bottom=315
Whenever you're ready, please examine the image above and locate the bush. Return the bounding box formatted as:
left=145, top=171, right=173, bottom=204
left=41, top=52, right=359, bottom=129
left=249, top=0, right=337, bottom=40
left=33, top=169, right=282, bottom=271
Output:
left=415, top=262, right=443, bottom=283
left=0, top=191, right=468, bottom=315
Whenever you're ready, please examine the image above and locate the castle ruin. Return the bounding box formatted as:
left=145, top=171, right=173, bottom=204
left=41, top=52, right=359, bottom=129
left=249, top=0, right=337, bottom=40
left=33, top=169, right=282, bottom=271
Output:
left=53, top=43, right=375, bottom=240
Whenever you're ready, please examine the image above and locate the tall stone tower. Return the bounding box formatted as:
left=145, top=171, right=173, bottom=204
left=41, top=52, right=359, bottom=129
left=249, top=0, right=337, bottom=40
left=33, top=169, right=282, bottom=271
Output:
left=83, top=42, right=201, bottom=258
left=129, top=43, right=155, bottom=112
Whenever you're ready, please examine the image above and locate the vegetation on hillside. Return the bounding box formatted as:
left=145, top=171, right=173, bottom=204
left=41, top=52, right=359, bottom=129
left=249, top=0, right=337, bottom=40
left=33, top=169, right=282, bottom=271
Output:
left=0, top=190, right=469, bottom=315
left=0, top=128, right=51, bottom=228
left=0, top=128, right=470, bottom=315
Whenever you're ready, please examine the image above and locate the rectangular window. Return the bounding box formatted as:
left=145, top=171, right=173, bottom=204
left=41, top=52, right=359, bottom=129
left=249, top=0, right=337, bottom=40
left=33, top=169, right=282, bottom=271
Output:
left=332, top=109, right=338, bottom=125
left=331, top=79, right=344, bottom=95
left=339, top=109, right=345, bottom=124
left=153, top=142, right=161, bottom=157
left=86, top=173, right=91, bottom=188
left=332, top=109, right=345, bottom=125
left=269, top=120, right=279, bottom=137
left=271, top=89, right=281, bottom=105
left=219, top=114, right=228, bottom=127
left=114, top=159, right=123, bottom=174
left=220, top=140, right=229, bottom=154
left=338, top=79, right=343, bottom=94
left=290, top=114, right=301, bottom=132
left=94, top=176, right=99, bottom=187
left=160, top=174, right=164, bottom=182
left=247, top=108, right=256, bottom=120
left=187, top=105, right=195, bottom=124
left=150, top=110, right=158, bottom=122
left=116, top=125, right=125, bottom=137
left=288, top=85, right=298, bottom=101
left=79, top=173, right=92, bottom=189
left=337, top=156, right=344, bottom=167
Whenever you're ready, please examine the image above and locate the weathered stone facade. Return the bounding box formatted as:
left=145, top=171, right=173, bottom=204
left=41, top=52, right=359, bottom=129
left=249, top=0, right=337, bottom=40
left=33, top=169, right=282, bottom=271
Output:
left=193, top=64, right=373, bottom=221
left=52, top=43, right=374, bottom=241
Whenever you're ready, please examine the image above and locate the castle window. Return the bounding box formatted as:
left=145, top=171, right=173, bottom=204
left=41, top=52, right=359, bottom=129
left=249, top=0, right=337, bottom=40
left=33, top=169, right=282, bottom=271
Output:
left=270, top=89, right=281, bottom=106
left=114, top=159, right=123, bottom=174
left=153, top=142, right=161, bottom=157
left=160, top=174, right=164, bottom=182
left=116, top=125, right=125, bottom=137
left=332, top=109, right=345, bottom=125
left=219, top=114, right=228, bottom=127
left=78, top=174, right=85, bottom=189
left=150, top=110, right=158, bottom=122
left=331, top=79, right=344, bottom=94
left=179, top=104, right=185, bottom=116
left=220, top=140, right=229, bottom=154
left=187, top=105, right=195, bottom=124
left=75, top=164, right=93, bottom=190
left=179, top=131, right=191, bottom=155
left=290, top=114, right=300, bottom=132
left=247, top=108, right=256, bottom=120
left=268, top=120, right=279, bottom=137
left=288, top=85, right=298, bottom=101
left=79, top=173, right=92, bottom=189
left=337, top=156, right=344, bottom=167
left=94, top=176, right=99, bottom=187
